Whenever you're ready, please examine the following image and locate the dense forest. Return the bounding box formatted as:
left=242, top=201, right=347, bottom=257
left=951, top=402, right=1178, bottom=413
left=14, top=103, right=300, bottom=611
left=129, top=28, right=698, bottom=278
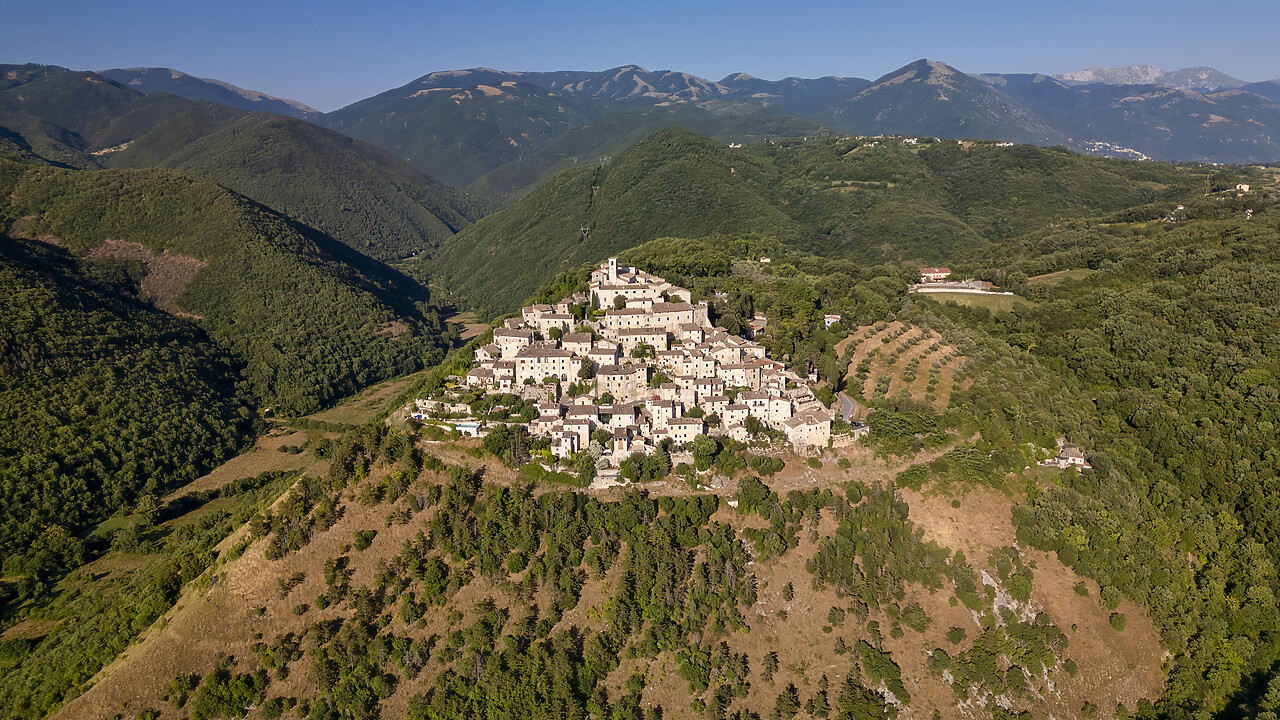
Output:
left=1, top=158, right=453, bottom=415
left=0, top=236, right=253, bottom=601
left=427, top=128, right=1201, bottom=317
left=0, top=150, right=459, bottom=604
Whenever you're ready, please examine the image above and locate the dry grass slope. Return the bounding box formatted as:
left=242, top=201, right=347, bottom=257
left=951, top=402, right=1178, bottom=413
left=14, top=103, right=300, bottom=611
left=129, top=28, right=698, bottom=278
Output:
left=54, top=414, right=1165, bottom=720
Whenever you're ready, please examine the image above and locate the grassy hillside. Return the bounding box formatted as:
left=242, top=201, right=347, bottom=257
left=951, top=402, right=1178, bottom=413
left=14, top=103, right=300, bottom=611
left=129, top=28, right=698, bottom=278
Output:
left=429, top=128, right=1201, bottom=317
left=2, top=160, right=451, bottom=415
left=0, top=64, right=485, bottom=262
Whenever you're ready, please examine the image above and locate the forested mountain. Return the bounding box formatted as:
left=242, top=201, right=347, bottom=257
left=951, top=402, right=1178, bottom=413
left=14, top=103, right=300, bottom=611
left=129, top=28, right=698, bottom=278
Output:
left=467, top=104, right=822, bottom=203
left=429, top=127, right=1200, bottom=316
left=0, top=64, right=485, bottom=261
left=98, top=67, right=321, bottom=119
left=106, top=112, right=486, bottom=260
left=322, top=66, right=863, bottom=190
left=717, top=72, right=873, bottom=115
left=0, top=233, right=254, bottom=598
left=324, top=77, right=598, bottom=188
left=1, top=158, right=451, bottom=415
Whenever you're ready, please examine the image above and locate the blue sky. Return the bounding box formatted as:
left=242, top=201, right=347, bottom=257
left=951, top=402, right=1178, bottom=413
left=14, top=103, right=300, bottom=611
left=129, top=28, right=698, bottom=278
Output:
left=6, top=0, right=1279, bottom=111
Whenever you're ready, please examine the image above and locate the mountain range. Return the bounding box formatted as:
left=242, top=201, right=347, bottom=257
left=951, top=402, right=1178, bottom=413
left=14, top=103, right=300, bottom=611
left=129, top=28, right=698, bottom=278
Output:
left=71, top=59, right=1280, bottom=204
left=0, top=64, right=484, bottom=260
left=1053, top=64, right=1248, bottom=92
left=313, top=60, right=1280, bottom=196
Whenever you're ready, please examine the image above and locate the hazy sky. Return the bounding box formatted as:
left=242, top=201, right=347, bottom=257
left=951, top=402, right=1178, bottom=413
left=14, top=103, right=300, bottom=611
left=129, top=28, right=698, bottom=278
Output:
left=6, top=0, right=1279, bottom=111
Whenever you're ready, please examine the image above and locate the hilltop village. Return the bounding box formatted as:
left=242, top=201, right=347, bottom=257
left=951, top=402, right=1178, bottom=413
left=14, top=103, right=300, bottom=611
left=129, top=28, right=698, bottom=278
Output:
left=415, top=258, right=834, bottom=472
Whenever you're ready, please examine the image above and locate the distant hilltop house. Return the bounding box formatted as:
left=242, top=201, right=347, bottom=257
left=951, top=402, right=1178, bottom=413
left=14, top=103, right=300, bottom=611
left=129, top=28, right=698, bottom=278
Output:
left=424, top=257, right=836, bottom=461
left=1237, top=184, right=1251, bottom=193
left=920, top=267, right=952, bottom=283
left=1040, top=444, right=1091, bottom=470
left=823, top=314, right=842, bottom=329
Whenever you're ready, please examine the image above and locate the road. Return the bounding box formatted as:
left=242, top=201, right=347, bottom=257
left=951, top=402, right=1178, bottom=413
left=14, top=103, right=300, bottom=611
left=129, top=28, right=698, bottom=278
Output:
left=837, top=392, right=861, bottom=422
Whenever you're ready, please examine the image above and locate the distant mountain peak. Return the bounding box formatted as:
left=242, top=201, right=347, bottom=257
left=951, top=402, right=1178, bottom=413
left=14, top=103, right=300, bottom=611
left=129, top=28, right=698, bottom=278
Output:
left=871, top=59, right=960, bottom=86
left=720, top=72, right=757, bottom=83
left=1057, top=64, right=1164, bottom=85
left=1054, top=64, right=1247, bottom=92
left=605, top=64, right=650, bottom=76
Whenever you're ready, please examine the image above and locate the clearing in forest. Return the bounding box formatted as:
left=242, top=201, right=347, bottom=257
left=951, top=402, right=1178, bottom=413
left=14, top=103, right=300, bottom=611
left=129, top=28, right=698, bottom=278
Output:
left=1026, top=268, right=1095, bottom=286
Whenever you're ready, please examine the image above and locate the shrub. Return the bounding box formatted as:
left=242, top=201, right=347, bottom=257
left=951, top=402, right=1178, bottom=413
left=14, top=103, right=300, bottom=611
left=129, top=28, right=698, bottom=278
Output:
left=352, top=529, right=377, bottom=551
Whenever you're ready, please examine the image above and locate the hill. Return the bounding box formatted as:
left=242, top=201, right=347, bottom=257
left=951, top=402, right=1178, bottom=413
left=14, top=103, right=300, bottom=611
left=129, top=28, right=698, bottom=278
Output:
left=467, top=104, right=822, bottom=203
left=106, top=112, right=486, bottom=260
left=0, top=63, right=485, bottom=261
left=0, top=233, right=254, bottom=594
left=428, top=127, right=1200, bottom=317
left=98, top=67, right=321, bottom=119
left=2, top=158, right=451, bottom=416
left=425, top=128, right=805, bottom=315
left=22, top=181, right=1280, bottom=719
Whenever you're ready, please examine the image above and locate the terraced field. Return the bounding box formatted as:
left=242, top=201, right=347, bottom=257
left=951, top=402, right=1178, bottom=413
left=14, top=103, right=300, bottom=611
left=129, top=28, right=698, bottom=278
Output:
left=836, top=321, right=967, bottom=411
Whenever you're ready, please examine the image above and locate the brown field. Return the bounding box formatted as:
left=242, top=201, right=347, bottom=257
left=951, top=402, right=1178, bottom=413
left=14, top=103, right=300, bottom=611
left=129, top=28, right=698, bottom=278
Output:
left=840, top=322, right=966, bottom=411
left=446, top=312, right=490, bottom=342
left=921, top=292, right=1033, bottom=313
left=169, top=428, right=322, bottom=500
